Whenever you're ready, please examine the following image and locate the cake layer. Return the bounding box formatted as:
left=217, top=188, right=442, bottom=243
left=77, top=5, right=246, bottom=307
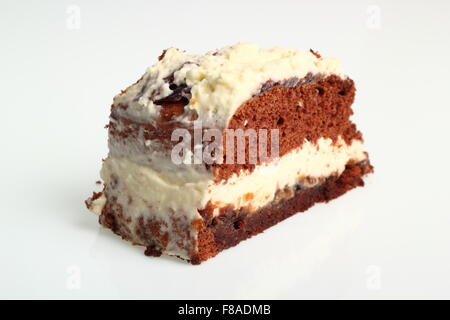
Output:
left=95, top=159, right=372, bottom=264
left=214, top=74, right=361, bottom=180
left=193, top=160, right=373, bottom=264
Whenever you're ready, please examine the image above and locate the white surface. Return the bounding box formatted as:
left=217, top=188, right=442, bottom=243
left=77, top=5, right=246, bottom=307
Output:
left=1, top=0, right=450, bottom=299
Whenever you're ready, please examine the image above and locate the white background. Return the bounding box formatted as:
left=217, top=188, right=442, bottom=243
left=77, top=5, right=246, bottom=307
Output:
left=1, top=0, right=449, bottom=299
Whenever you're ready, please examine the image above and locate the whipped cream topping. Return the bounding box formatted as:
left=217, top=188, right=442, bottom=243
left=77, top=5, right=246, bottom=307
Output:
left=114, top=43, right=345, bottom=127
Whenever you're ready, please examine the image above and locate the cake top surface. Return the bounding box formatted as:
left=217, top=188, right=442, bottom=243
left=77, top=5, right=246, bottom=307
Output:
left=114, top=42, right=345, bottom=128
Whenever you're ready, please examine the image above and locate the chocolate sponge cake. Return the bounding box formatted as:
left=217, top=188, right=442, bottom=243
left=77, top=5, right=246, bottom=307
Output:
left=86, top=43, right=373, bottom=264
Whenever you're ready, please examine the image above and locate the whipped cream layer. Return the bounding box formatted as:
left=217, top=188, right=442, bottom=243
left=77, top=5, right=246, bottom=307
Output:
left=208, top=138, right=366, bottom=211
left=114, top=43, right=345, bottom=127
left=95, top=137, right=365, bottom=222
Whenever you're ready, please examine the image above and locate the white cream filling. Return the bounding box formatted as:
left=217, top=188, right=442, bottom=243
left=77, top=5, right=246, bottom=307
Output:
left=208, top=138, right=366, bottom=211
left=114, top=43, right=344, bottom=127
left=100, top=156, right=209, bottom=223
left=97, top=137, right=365, bottom=220
left=89, top=194, right=106, bottom=216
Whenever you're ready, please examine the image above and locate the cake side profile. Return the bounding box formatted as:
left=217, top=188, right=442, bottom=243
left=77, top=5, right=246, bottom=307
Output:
left=86, top=43, right=373, bottom=264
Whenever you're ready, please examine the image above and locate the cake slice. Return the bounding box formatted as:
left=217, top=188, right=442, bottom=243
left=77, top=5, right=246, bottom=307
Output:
left=86, top=43, right=373, bottom=264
